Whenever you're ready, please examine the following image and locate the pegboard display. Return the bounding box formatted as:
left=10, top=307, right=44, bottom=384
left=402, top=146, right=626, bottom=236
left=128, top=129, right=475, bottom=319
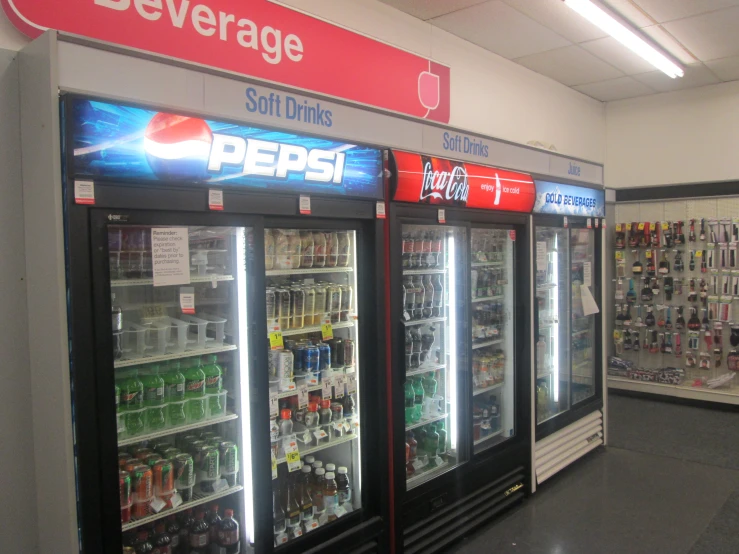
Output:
left=610, top=200, right=739, bottom=395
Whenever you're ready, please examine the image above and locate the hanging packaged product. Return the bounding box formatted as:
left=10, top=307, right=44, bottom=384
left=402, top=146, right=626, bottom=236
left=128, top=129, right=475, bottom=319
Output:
left=615, top=224, right=625, bottom=249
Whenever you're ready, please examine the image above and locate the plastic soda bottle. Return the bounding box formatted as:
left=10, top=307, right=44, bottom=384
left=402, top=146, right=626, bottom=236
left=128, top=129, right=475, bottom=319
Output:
left=202, top=354, right=224, bottom=417
left=217, top=508, right=241, bottom=554
left=163, top=361, right=187, bottom=426
left=404, top=381, right=415, bottom=425
left=184, top=358, right=206, bottom=421
left=141, top=364, right=166, bottom=430
left=119, top=369, right=144, bottom=435
left=412, top=378, right=425, bottom=422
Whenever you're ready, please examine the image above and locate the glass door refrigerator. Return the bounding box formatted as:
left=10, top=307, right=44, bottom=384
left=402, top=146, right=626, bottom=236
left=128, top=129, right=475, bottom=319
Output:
left=64, top=96, right=389, bottom=554
left=531, top=181, right=605, bottom=486
left=387, top=151, right=535, bottom=553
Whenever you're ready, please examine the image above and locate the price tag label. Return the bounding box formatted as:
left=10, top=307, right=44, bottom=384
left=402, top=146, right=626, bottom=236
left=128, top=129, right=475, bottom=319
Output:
left=563, top=216, right=568, bottom=228
left=313, top=429, right=328, bottom=441
left=285, top=440, right=302, bottom=472
left=626, top=223, right=632, bottom=231
left=150, top=497, right=166, bottom=513
left=208, top=189, right=224, bottom=211
left=696, top=250, right=703, bottom=258
left=269, top=394, right=278, bottom=418
left=141, top=304, right=166, bottom=319
left=595, top=218, right=600, bottom=228
left=307, top=375, right=319, bottom=386
left=376, top=202, right=386, bottom=219
left=212, top=479, right=229, bottom=493
left=170, top=493, right=183, bottom=509
left=321, top=319, right=333, bottom=340
left=298, top=384, right=309, bottom=409
left=438, top=209, right=446, bottom=224
left=276, top=532, right=289, bottom=545
left=412, top=459, right=426, bottom=471
left=645, top=250, right=652, bottom=259
left=602, top=219, right=606, bottom=229
left=403, top=311, right=411, bottom=321
left=334, top=376, right=345, bottom=399
left=269, top=330, right=284, bottom=350
left=271, top=450, right=278, bottom=480
left=616, top=224, right=622, bottom=232
left=299, top=195, right=311, bottom=215
left=343, top=421, right=352, bottom=433
left=74, top=180, right=95, bottom=205
left=661, top=222, right=669, bottom=231
left=346, top=374, right=357, bottom=394
left=179, top=288, right=195, bottom=315
left=638, top=222, right=645, bottom=230
left=289, top=526, right=304, bottom=540
left=509, top=230, right=516, bottom=241
left=334, top=505, right=347, bottom=518
left=322, top=377, right=333, bottom=399
left=587, top=218, right=592, bottom=229
left=304, top=520, right=320, bottom=533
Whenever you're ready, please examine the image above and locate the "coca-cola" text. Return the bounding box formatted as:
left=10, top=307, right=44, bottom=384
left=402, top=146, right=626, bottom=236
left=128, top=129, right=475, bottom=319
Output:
left=419, top=161, right=470, bottom=203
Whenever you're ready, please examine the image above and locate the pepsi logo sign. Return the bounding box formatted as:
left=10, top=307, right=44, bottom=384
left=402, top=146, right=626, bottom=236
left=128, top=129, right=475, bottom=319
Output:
left=144, top=112, right=346, bottom=183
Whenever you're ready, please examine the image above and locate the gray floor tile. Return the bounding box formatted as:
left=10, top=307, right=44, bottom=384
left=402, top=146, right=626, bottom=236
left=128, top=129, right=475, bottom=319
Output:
left=449, top=447, right=739, bottom=554
left=689, top=487, right=739, bottom=554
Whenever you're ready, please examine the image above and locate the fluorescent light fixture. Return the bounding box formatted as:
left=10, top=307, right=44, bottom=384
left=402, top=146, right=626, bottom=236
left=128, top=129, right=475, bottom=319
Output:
left=563, top=0, right=684, bottom=78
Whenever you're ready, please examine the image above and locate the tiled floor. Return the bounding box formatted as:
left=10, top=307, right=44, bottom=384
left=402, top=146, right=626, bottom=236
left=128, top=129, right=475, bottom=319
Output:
left=448, top=394, right=739, bottom=554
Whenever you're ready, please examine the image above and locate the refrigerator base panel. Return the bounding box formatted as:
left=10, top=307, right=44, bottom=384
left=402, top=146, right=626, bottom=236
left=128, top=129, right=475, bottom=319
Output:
left=608, top=377, right=739, bottom=406
left=534, top=410, right=603, bottom=485
left=402, top=467, right=526, bottom=554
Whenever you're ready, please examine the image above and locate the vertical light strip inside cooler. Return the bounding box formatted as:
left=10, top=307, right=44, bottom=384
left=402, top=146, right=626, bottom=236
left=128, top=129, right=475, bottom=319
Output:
left=552, top=234, right=560, bottom=403
left=236, top=230, right=255, bottom=542
left=351, top=232, right=363, bottom=503
left=448, top=234, right=458, bottom=451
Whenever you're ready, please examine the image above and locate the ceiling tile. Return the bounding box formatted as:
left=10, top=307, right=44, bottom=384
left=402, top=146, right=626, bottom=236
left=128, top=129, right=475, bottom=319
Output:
left=581, top=36, right=657, bottom=74
left=602, top=0, right=656, bottom=27
left=515, top=45, right=624, bottom=86
left=430, top=1, right=571, bottom=59
left=502, top=0, right=608, bottom=42
left=574, top=76, right=655, bottom=101
left=633, top=62, right=720, bottom=91
left=378, top=0, right=489, bottom=20
left=631, top=0, right=739, bottom=23
left=704, top=55, right=739, bottom=81
left=640, top=24, right=699, bottom=64
left=663, top=7, right=739, bottom=61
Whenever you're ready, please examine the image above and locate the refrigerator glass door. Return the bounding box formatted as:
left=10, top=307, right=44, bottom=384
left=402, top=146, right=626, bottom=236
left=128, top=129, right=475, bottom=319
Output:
left=111, top=225, right=253, bottom=550
left=401, top=224, right=467, bottom=490
left=535, top=226, right=571, bottom=424
left=570, top=228, right=597, bottom=404
left=265, top=228, right=362, bottom=546
left=470, top=228, right=516, bottom=454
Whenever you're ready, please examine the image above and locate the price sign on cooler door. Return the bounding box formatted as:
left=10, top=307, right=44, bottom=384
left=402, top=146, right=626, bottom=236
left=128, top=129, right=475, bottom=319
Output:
left=284, top=440, right=302, bottom=472
left=322, top=377, right=333, bottom=399
left=269, top=394, right=278, bottom=418
left=334, top=376, right=345, bottom=399
left=346, top=375, right=357, bottom=394
left=298, top=384, right=309, bottom=409
left=269, top=330, right=284, bottom=350
left=321, top=318, right=334, bottom=340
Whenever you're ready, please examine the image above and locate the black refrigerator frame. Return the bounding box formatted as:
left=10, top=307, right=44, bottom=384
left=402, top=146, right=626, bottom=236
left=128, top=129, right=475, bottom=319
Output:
left=532, top=214, right=604, bottom=442
left=61, top=94, right=390, bottom=554
left=387, top=202, right=531, bottom=554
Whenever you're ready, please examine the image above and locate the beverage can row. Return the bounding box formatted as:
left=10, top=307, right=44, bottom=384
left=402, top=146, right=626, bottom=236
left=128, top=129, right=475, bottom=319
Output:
left=265, top=229, right=352, bottom=270
left=267, top=283, right=353, bottom=329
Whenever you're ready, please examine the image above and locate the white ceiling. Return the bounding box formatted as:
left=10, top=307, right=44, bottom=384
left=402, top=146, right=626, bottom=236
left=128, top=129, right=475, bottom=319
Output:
left=379, top=0, right=739, bottom=101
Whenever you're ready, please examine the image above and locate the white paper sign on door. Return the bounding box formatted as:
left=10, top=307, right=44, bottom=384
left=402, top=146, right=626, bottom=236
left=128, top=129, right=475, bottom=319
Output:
left=583, top=262, right=592, bottom=287
left=152, top=228, right=191, bottom=287
left=536, top=241, right=547, bottom=269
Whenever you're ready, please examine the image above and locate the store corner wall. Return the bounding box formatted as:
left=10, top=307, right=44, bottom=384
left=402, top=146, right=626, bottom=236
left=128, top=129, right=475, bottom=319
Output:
left=606, top=80, right=739, bottom=188
left=0, top=47, right=39, bottom=553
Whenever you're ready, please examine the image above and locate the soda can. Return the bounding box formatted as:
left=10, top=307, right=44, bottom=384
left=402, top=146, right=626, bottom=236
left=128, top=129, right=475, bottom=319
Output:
left=328, top=285, right=342, bottom=324
left=198, top=446, right=220, bottom=493
left=291, top=286, right=306, bottom=329
left=276, top=288, right=291, bottom=330
left=292, top=345, right=305, bottom=374
left=144, top=453, right=163, bottom=468
left=303, top=346, right=320, bottom=375
left=123, top=459, right=140, bottom=475
left=173, top=453, right=195, bottom=502
left=343, top=339, right=356, bottom=368
left=189, top=440, right=207, bottom=466
left=118, top=452, right=132, bottom=469
left=177, top=433, right=198, bottom=451
left=199, top=431, right=217, bottom=441
left=129, top=465, right=154, bottom=502
left=119, top=470, right=132, bottom=523
left=160, top=447, right=181, bottom=460
left=153, top=459, right=175, bottom=496
left=210, top=435, right=225, bottom=445
left=219, top=441, right=239, bottom=487
left=131, top=446, right=152, bottom=460
left=277, top=350, right=294, bottom=382
left=340, top=284, right=353, bottom=322
left=318, top=342, right=331, bottom=371
left=266, top=287, right=276, bottom=323
left=313, top=284, right=328, bottom=318
left=268, top=349, right=280, bottom=379
left=304, top=285, right=316, bottom=326
left=329, top=338, right=344, bottom=369
left=150, top=439, right=170, bottom=453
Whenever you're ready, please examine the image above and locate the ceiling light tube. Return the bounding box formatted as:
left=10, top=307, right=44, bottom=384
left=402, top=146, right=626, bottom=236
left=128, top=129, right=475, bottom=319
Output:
left=563, top=0, right=684, bottom=78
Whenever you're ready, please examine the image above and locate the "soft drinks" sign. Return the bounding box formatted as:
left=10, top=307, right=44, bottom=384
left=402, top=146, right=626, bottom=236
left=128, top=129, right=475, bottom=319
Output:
left=391, top=150, right=536, bottom=213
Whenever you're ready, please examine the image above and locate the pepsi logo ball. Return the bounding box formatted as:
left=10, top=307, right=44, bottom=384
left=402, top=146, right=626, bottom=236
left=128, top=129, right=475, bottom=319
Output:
left=144, top=113, right=213, bottom=181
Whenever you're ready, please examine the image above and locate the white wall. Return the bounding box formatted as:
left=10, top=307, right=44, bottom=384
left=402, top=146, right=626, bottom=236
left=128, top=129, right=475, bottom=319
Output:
left=0, top=0, right=606, bottom=164
left=606, top=80, right=739, bottom=188
left=0, top=47, right=38, bottom=554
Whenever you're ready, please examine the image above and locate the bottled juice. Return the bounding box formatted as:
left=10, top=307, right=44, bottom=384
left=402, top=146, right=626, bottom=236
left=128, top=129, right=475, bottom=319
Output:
left=313, top=468, right=326, bottom=515
left=337, top=466, right=351, bottom=505
left=324, top=471, right=339, bottom=521
left=286, top=478, right=301, bottom=528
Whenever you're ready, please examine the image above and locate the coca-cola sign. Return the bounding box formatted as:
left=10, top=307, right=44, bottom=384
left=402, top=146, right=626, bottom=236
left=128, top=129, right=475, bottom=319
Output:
left=392, top=150, right=536, bottom=213
left=420, top=160, right=470, bottom=204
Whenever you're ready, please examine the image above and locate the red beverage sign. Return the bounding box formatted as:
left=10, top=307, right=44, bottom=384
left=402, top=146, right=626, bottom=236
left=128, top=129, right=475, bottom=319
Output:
left=391, top=150, right=536, bottom=213
left=2, top=0, right=450, bottom=123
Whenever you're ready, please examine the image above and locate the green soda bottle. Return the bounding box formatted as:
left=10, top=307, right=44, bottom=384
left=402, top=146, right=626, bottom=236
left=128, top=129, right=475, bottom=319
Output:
left=202, top=354, right=224, bottom=417
left=120, top=369, right=144, bottom=435
left=437, top=420, right=447, bottom=455
left=114, top=382, right=121, bottom=413
left=184, top=357, right=206, bottom=421
left=141, top=364, right=166, bottom=430
left=404, top=381, right=415, bottom=425
left=425, top=423, right=440, bottom=459
left=412, top=378, right=425, bottom=422
left=422, top=372, right=437, bottom=398
left=163, top=361, right=187, bottom=426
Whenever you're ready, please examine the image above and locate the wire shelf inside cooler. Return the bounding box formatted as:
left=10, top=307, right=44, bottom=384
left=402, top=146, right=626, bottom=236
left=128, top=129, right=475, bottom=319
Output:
left=279, top=320, right=354, bottom=337
left=405, top=412, right=447, bottom=432
left=121, top=484, right=244, bottom=532
left=471, top=295, right=504, bottom=304
left=406, top=363, right=446, bottom=378
left=266, top=267, right=354, bottom=276
left=118, top=411, right=239, bottom=447
left=473, top=428, right=504, bottom=446
left=402, top=268, right=447, bottom=275
left=111, top=274, right=235, bottom=288
left=402, top=316, right=447, bottom=327
left=472, top=338, right=504, bottom=350
left=406, top=458, right=450, bottom=489
left=275, top=432, right=359, bottom=464
left=471, top=262, right=505, bottom=268
left=113, top=344, right=238, bottom=368
left=472, top=382, right=505, bottom=397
